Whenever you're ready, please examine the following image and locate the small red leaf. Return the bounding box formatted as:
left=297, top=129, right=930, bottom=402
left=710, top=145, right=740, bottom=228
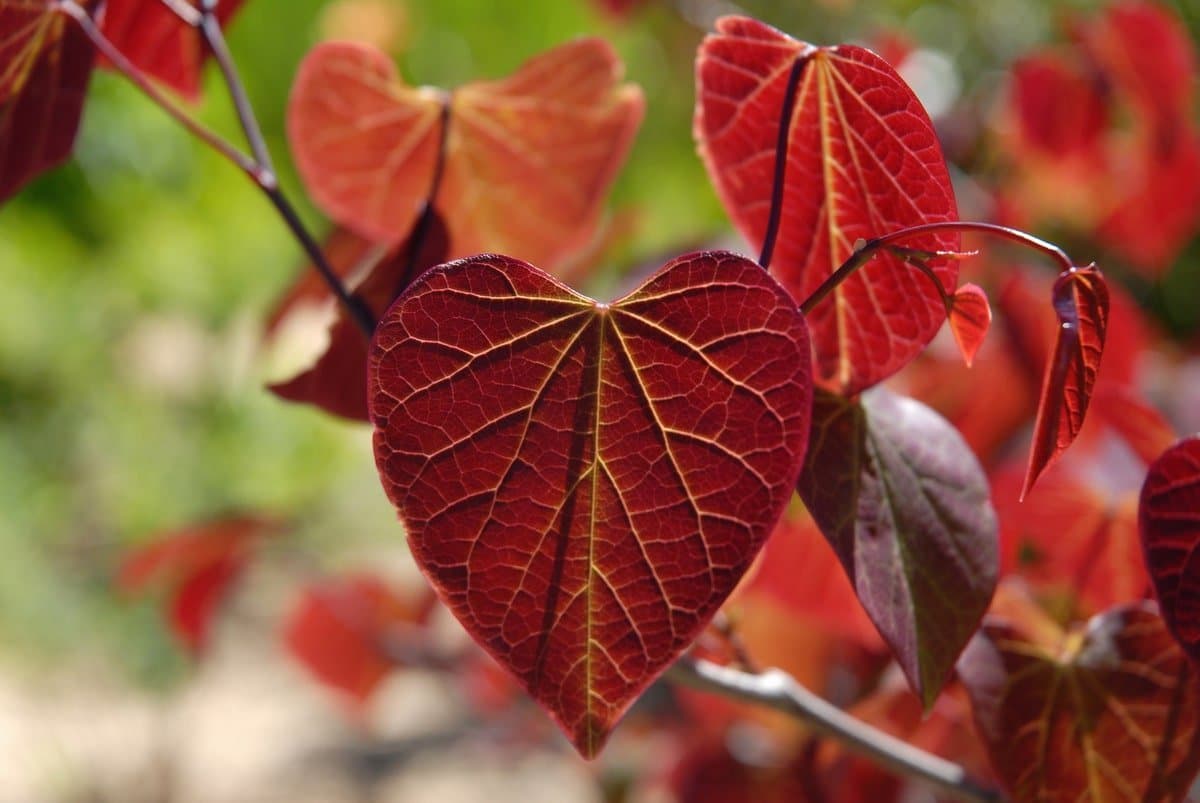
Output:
left=1022, top=264, right=1109, bottom=499
left=0, top=2, right=98, bottom=203
left=959, top=601, right=1200, bottom=803
left=119, top=516, right=276, bottom=652
left=270, top=212, right=449, bottom=422
left=99, top=0, right=245, bottom=99
left=1140, top=436, right=1200, bottom=662
left=948, top=283, right=991, bottom=367
left=368, top=251, right=813, bottom=757
left=284, top=573, right=435, bottom=705
left=695, top=16, right=959, bottom=394
left=796, top=384, right=1003, bottom=705
left=796, top=387, right=997, bottom=706
left=288, top=38, right=643, bottom=270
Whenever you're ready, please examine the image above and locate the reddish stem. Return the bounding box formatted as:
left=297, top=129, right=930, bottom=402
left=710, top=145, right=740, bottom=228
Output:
left=800, top=221, right=1076, bottom=317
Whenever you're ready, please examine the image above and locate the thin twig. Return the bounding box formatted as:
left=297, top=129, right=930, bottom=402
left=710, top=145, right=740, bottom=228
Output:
left=58, top=0, right=374, bottom=338
left=55, top=1, right=257, bottom=178
left=800, top=221, right=1076, bottom=316
left=196, top=0, right=275, bottom=174
left=157, top=0, right=201, bottom=26
left=393, top=95, right=452, bottom=300
left=667, top=658, right=1006, bottom=803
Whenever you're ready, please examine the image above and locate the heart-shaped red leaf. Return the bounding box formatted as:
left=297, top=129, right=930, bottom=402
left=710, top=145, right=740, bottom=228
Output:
left=959, top=601, right=1200, bottom=803
left=948, top=283, right=991, bottom=367
left=1140, top=436, right=1200, bottom=662
left=288, top=38, right=643, bottom=270
left=368, top=251, right=813, bottom=757
left=796, top=387, right=997, bottom=706
left=0, top=1, right=98, bottom=204
left=99, top=0, right=245, bottom=99
left=1022, top=264, right=1109, bottom=498
left=695, top=16, right=959, bottom=394
left=270, top=212, right=449, bottom=421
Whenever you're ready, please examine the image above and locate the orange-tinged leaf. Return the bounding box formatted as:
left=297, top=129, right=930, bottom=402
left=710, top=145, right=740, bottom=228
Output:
left=948, top=283, right=991, bottom=367
left=695, top=16, right=959, bottom=394
left=0, top=1, right=98, bottom=203
left=1139, top=436, right=1200, bottom=663
left=1022, top=264, right=1109, bottom=499
left=796, top=387, right=997, bottom=707
left=959, top=601, right=1200, bottom=803
left=288, top=38, right=644, bottom=271
left=99, top=0, right=245, bottom=99
left=119, top=516, right=277, bottom=652
left=368, top=251, right=813, bottom=757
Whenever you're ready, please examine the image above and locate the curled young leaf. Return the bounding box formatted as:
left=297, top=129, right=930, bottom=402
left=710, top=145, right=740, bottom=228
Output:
left=368, top=251, right=813, bottom=757
left=288, top=38, right=643, bottom=270
left=0, top=1, right=98, bottom=203
left=948, top=283, right=991, bottom=367
left=1140, top=436, right=1200, bottom=662
left=796, top=387, right=997, bottom=707
left=959, top=601, right=1200, bottom=803
left=695, top=16, right=959, bottom=394
left=1022, top=264, right=1109, bottom=499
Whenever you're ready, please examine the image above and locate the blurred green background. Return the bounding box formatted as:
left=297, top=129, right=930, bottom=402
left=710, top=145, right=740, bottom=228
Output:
left=1, top=0, right=1198, bottom=687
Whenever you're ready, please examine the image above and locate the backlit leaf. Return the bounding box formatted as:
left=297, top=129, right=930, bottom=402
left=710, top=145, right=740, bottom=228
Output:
left=99, top=0, right=245, bottom=99
left=284, top=573, right=436, bottom=705
left=0, top=1, right=98, bottom=203
left=1022, top=264, right=1109, bottom=499
left=368, top=251, right=813, bottom=757
left=695, top=16, right=959, bottom=394
left=270, top=212, right=449, bottom=421
left=948, top=283, right=991, bottom=367
left=1140, top=436, right=1200, bottom=662
left=288, top=38, right=643, bottom=270
left=1093, top=383, right=1177, bottom=467
left=796, top=387, right=997, bottom=706
left=1008, top=53, right=1108, bottom=160
left=118, top=516, right=277, bottom=653
left=959, top=601, right=1200, bottom=803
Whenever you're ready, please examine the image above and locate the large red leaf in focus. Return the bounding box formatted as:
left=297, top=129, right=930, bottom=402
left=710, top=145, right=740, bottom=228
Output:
left=368, top=251, right=813, bottom=757
left=0, top=1, right=97, bottom=204
left=99, top=0, right=245, bottom=99
left=270, top=212, right=449, bottom=421
left=695, top=16, right=959, bottom=395
left=1022, top=264, right=1109, bottom=498
left=796, top=387, right=997, bottom=706
left=118, top=516, right=276, bottom=653
left=1140, top=436, right=1200, bottom=662
left=959, top=601, right=1200, bottom=803
left=284, top=573, right=436, bottom=705
left=288, top=38, right=643, bottom=269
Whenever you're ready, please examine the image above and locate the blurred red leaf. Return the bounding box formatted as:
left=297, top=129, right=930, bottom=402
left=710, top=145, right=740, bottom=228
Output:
left=1140, top=436, right=1200, bottom=662
left=669, top=737, right=816, bottom=803
left=748, top=505, right=883, bottom=651
left=368, top=251, right=813, bottom=757
left=119, top=516, right=276, bottom=653
left=265, top=226, right=381, bottom=335
left=796, top=387, right=997, bottom=707
left=99, top=0, right=245, bottom=99
left=1009, top=53, right=1108, bottom=160
left=948, top=283, right=991, bottom=367
left=270, top=211, right=449, bottom=421
left=1093, top=383, right=1176, bottom=466
left=695, top=16, right=959, bottom=395
left=1022, top=264, right=1109, bottom=499
left=288, top=38, right=643, bottom=270
left=0, top=1, right=98, bottom=203
left=959, top=601, right=1200, bottom=803
left=994, top=463, right=1147, bottom=617
left=284, top=573, right=436, bottom=705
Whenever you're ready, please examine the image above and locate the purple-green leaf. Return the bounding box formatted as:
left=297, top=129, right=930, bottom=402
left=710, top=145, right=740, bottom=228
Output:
left=797, top=387, right=998, bottom=706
